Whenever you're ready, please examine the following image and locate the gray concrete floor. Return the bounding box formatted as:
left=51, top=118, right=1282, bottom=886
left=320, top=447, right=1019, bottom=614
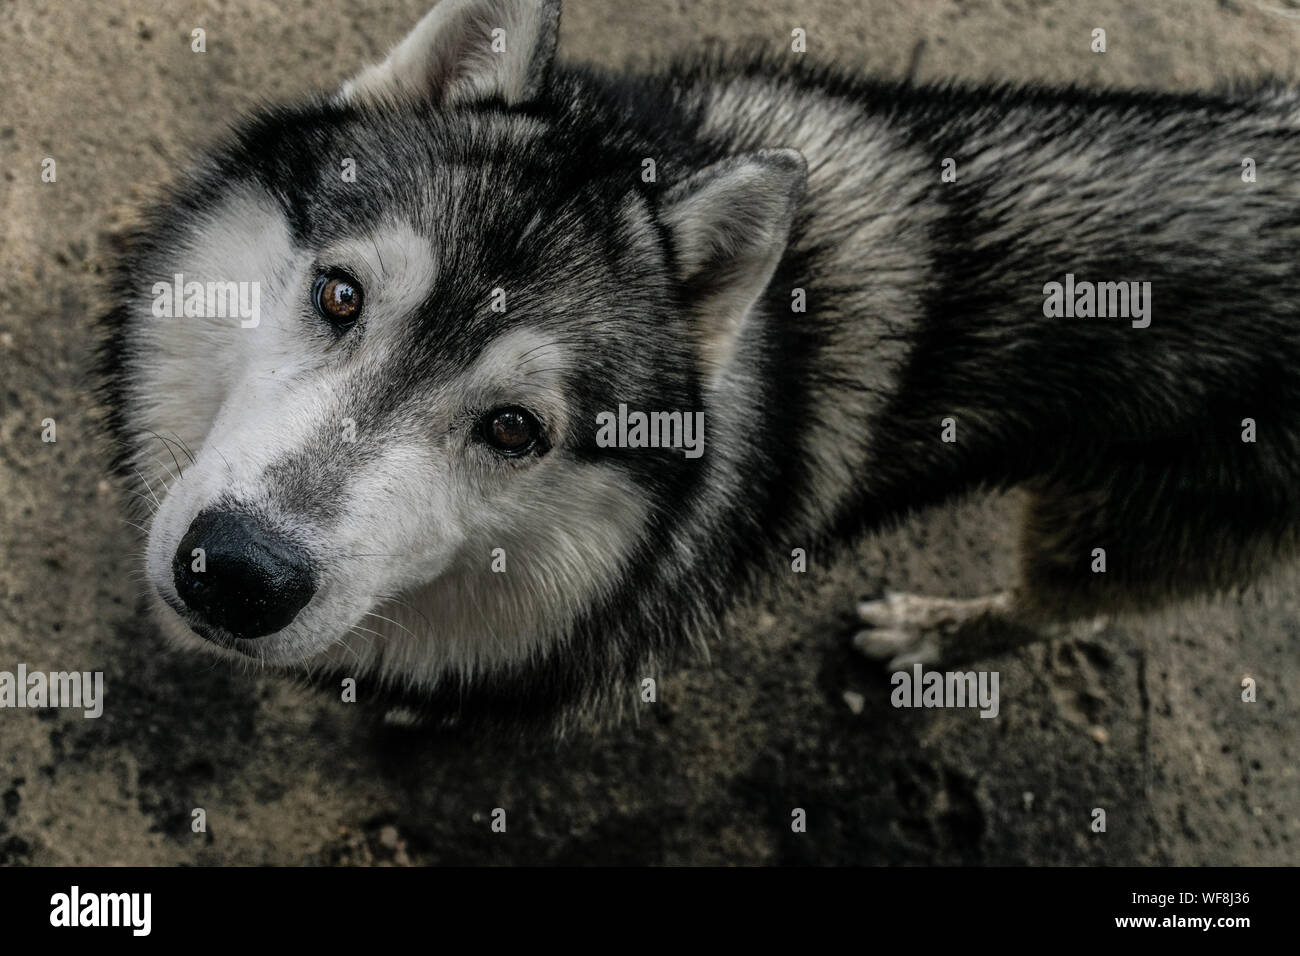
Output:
left=0, top=0, right=1296, bottom=864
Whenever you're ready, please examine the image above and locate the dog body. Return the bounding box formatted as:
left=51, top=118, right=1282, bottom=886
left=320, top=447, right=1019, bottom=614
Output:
left=102, top=0, right=1300, bottom=726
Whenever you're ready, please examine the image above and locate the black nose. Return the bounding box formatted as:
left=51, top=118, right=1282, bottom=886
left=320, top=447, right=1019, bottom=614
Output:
left=171, top=509, right=316, bottom=640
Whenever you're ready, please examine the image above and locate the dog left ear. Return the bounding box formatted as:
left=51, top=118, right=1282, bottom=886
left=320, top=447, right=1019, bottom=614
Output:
left=341, top=0, right=561, bottom=107
left=660, top=149, right=807, bottom=385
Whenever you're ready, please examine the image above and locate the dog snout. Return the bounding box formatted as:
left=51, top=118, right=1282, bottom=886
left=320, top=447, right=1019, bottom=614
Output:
left=170, top=509, right=316, bottom=640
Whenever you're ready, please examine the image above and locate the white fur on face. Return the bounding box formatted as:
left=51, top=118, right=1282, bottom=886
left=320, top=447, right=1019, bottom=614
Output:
left=315, top=328, right=653, bottom=691
left=127, top=188, right=301, bottom=477
left=129, top=195, right=650, bottom=688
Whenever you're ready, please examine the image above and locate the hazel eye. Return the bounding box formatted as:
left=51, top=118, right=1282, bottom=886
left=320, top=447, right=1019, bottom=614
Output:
left=480, top=406, right=546, bottom=457
left=312, top=271, right=363, bottom=330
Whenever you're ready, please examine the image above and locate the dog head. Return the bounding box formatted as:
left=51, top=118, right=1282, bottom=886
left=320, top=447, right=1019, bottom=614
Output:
left=105, top=0, right=805, bottom=719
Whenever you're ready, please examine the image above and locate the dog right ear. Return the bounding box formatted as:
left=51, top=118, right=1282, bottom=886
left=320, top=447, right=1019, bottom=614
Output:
left=659, top=149, right=808, bottom=387
left=340, top=0, right=561, bottom=107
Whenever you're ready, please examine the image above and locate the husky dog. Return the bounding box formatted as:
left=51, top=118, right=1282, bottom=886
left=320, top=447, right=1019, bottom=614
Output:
left=100, top=0, right=1300, bottom=728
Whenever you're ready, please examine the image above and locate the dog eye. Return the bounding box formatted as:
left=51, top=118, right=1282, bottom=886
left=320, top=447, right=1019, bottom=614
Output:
left=480, top=406, right=546, bottom=457
left=312, top=271, right=363, bottom=330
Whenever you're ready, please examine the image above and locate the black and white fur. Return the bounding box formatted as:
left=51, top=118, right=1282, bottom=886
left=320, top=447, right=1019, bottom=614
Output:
left=100, top=0, right=1300, bottom=729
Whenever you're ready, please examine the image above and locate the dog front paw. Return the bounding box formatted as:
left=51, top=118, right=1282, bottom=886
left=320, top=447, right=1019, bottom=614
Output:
left=852, top=591, right=1013, bottom=669
left=853, top=593, right=945, bottom=669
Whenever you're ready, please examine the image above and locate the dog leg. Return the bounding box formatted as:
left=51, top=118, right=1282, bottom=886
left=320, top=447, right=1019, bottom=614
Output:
left=854, top=440, right=1300, bottom=671
left=852, top=590, right=1064, bottom=668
